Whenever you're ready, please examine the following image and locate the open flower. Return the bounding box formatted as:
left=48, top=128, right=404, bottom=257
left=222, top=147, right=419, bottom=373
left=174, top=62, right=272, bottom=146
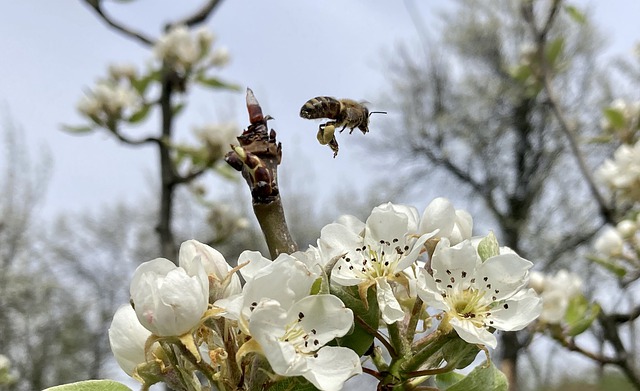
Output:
left=249, top=295, right=361, bottom=391
left=417, top=238, right=541, bottom=348
left=318, top=202, right=436, bottom=324
left=214, top=250, right=318, bottom=334
left=529, top=269, right=582, bottom=324
left=130, top=256, right=209, bottom=337
left=108, top=305, right=152, bottom=377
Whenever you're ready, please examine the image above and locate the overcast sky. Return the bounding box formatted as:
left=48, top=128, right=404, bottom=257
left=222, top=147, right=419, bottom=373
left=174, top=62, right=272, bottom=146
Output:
left=1, top=1, right=638, bottom=388
left=1, top=1, right=638, bottom=223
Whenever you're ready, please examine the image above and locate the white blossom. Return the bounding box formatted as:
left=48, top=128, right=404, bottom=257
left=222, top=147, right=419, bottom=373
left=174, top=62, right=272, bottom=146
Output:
left=616, top=219, right=637, bottom=239
left=77, top=81, right=140, bottom=121
left=528, top=270, right=582, bottom=324
left=179, top=239, right=241, bottom=300
left=130, top=255, right=209, bottom=336
left=108, top=305, right=153, bottom=377
left=195, top=122, right=239, bottom=160
left=596, top=140, right=640, bottom=203
left=419, top=197, right=473, bottom=245
left=417, top=238, right=541, bottom=348
left=214, top=250, right=318, bottom=334
left=210, top=47, right=230, bottom=67
left=250, top=295, right=361, bottom=391
left=594, top=226, right=624, bottom=257
left=154, top=25, right=212, bottom=71
left=318, top=202, right=436, bottom=324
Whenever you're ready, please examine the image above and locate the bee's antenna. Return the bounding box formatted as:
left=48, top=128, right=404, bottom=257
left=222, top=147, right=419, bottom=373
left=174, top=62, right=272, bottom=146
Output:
left=368, top=111, right=388, bottom=117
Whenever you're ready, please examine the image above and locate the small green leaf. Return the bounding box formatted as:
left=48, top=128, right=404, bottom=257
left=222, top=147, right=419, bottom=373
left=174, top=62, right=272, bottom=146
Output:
left=43, top=380, right=132, bottom=391
left=477, top=232, right=500, bottom=262
left=131, top=69, right=160, bottom=95
left=196, top=75, right=241, bottom=91
left=435, top=371, right=466, bottom=389
left=330, top=285, right=379, bottom=356
left=441, top=338, right=480, bottom=369
left=61, top=124, right=94, bottom=134
left=267, top=377, right=319, bottom=391
left=172, top=102, right=186, bottom=116
left=586, top=255, right=627, bottom=278
left=545, top=37, right=565, bottom=67
left=564, top=5, right=587, bottom=25
left=128, top=104, right=152, bottom=124
left=565, top=295, right=600, bottom=336
left=444, top=361, right=508, bottom=391
left=603, top=108, right=626, bottom=130
left=509, top=64, right=532, bottom=83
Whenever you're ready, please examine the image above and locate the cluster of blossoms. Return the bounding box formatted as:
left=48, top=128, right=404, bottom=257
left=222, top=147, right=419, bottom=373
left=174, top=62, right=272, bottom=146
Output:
left=154, top=25, right=229, bottom=73
left=529, top=270, right=583, bottom=324
left=596, top=139, right=640, bottom=203
left=109, top=198, right=541, bottom=390
left=600, top=99, right=640, bottom=142
left=76, top=78, right=141, bottom=126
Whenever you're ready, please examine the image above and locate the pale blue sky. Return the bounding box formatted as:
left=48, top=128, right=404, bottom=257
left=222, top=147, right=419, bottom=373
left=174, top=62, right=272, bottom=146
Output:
left=0, top=1, right=638, bottom=220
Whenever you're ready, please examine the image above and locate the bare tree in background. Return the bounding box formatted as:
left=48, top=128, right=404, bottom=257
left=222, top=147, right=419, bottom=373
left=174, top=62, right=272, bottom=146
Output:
left=373, top=0, right=639, bottom=389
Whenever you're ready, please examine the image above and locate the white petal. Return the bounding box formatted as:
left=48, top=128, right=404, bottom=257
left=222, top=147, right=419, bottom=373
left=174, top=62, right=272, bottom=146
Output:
left=365, top=203, right=414, bottom=247
left=319, top=223, right=363, bottom=261
left=108, top=305, right=152, bottom=376
left=238, top=250, right=272, bottom=281
left=416, top=269, right=449, bottom=311
left=376, top=278, right=405, bottom=324
left=291, top=295, right=353, bottom=343
left=396, top=231, right=435, bottom=271
left=334, top=214, right=365, bottom=236
left=476, top=254, right=532, bottom=301
left=489, top=288, right=542, bottom=331
left=420, top=197, right=455, bottom=237
left=431, top=240, right=479, bottom=291
left=304, top=346, right=362, bottom=391
left=449, top=317, right=497, bottom=348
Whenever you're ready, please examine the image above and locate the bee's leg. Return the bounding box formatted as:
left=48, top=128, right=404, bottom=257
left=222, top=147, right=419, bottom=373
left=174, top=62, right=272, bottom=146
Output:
left=338, top=124, right=348, bottom=133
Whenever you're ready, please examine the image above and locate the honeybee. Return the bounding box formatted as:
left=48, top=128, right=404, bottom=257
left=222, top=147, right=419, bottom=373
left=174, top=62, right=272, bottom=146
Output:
left=299, top=96, right=386, bottom=157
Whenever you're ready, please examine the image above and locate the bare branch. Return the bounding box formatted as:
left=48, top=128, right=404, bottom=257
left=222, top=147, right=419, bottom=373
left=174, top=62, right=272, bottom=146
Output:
left=167, top=0, right=225, bottom=30
left=82, top=0, right=155, bottom=46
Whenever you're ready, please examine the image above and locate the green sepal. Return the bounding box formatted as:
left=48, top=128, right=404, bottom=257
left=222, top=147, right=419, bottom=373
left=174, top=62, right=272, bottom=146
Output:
left=330, top=285, right=379, bottom=356
left=477, top=232, right=500, bottom=262
left=437, top=361, right=508, bottom=391
left=42, top=380, right=132, bottom=391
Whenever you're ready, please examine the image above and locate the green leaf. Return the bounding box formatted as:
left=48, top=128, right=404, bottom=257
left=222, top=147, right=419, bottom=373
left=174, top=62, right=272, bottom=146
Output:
left=131, top=69, right=160, bottom=95
left=43, top=380, right=132, bottom=391
left=267, top=377, right=319, bottom=391
left=196, top=75, right=241, bottom=91
left=509, top=64, right=532, bottom=83
left=61, top=124, right=94, bottom=134
left=545, top=37, right=565, bottom=67
left=586, top=255, right=627, bottom=278
left=444, top=361, right=508, bottom=391
left=564, top=5, right=587, bottom=25
left=565, top=295, right=600, bottom=336
left=330, top=285, right=379, bottom=356
left=603, top=108, right=626, bottom=130
left=172, top=102, right=186, bottom=116
left=477, top=232, right=500, bottom=262
left=435, top=371, right=466, bottom=389
left=128, top=104, right=152, bottom=124
left=441, top=338, right=480, bottom=369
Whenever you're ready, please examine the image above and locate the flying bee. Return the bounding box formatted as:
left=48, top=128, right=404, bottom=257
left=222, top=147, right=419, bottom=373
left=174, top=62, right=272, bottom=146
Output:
left=299, top=96, right=386, bottom=157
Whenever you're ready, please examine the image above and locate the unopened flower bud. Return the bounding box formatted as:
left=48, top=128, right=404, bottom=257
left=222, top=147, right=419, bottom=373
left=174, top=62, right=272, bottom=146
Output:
left=616, top=219, right=637, bottom=239
left=594, top=227, right=624, bottom=257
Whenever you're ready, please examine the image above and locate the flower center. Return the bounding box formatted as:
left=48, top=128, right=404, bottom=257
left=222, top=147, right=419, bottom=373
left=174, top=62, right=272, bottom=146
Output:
left=336, top=238, right=411, bottom=281
left=280, top=312, right=320, bottom=357
left=447, top=288, right=491, bottom=328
